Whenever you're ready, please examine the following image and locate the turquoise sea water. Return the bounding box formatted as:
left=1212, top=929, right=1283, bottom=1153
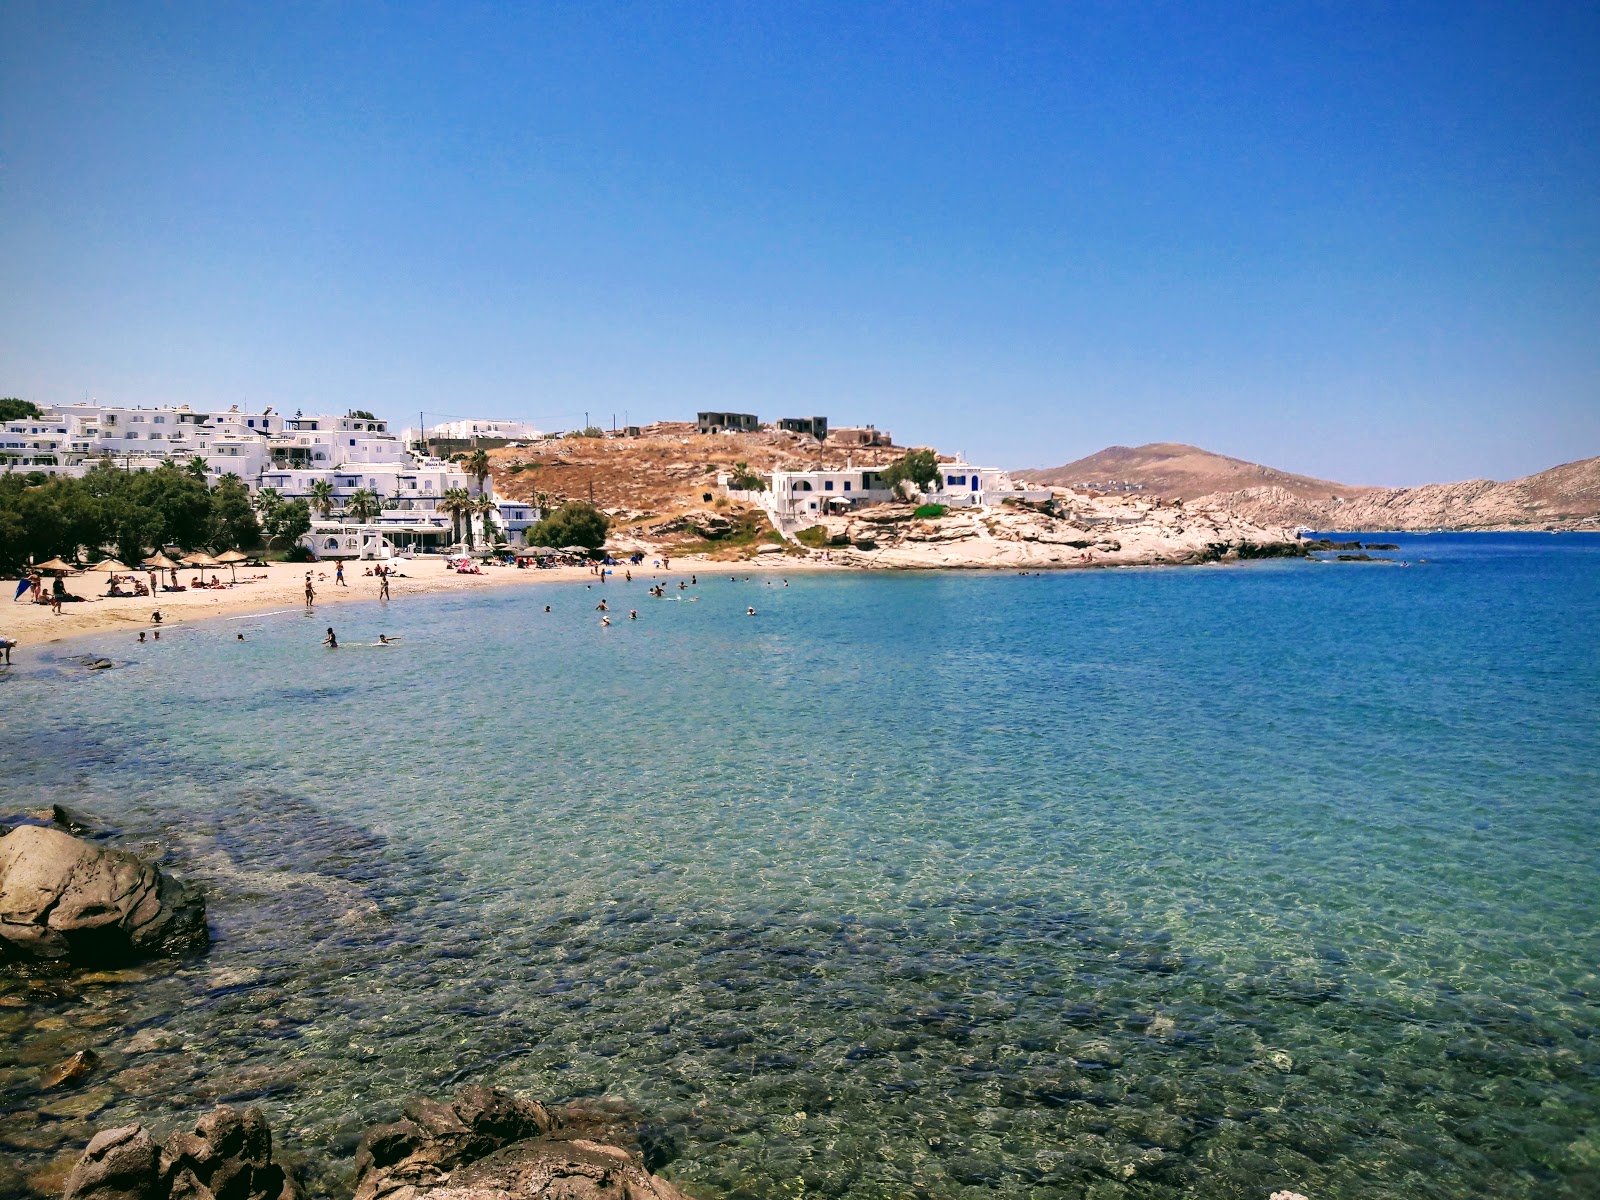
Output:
left=2, top=533, right=1598, bottom=1199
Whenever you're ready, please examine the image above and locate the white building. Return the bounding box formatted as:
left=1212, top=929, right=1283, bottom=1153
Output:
left=764, top=460, right=1051, bottom=518
left=3, top=401, right=490, bottom=546
left=404, top=418, right=543, bottom=443
left=495, top=499, right=541, bottom=546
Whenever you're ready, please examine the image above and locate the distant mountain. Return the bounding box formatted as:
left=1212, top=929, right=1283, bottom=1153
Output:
left=1018, top=443, right=1600, bottom=531
left=1018, top=442, right=1363, bottom=502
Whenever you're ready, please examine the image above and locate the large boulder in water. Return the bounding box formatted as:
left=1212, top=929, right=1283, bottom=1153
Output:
left=354, top=1086, right=692, bottom=1200
left=0, top=824, right=207, bottom=965
left=63, top=1107, right=302, bottom=1200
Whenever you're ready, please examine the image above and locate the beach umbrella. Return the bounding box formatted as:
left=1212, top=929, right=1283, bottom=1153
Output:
left=213, top=549, right=249, bottom=582
left=32, top=557, right=76, bottom=573
left=143, top=552, right=179, bottom=570
left=84, top=558, right=132, bottom=592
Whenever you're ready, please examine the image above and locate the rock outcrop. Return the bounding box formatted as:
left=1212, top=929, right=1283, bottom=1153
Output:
left=804, top=495, right=1304, bottom=570
left=62, top=1107, right=302, bottom=1200
left=354, top=1086, right=690, bottom=1200
left=0, top=825, right=208, bottom=965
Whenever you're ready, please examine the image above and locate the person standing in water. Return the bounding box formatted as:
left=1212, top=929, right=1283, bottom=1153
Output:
left=322, top=627, right=338, bottom=648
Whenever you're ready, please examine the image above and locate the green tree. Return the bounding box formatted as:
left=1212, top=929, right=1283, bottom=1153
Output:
left=253, top=486, right=283, bottom=526
left=346, top=487, right=381, bottom=523
left=438, top=486, right=473, bottom=547
left=527, top=500, right=610, bottom=552
left=265, top=499, right=311, bottom=549
left=348, top=409, right=377, bottom=421
left=133, top=462, right=212, bottom=549
left=879, top=448, right=941, bottom=494
left=474, top=494, right=500, bottom=544
left=185, top=456, right=209, bottom=481
left=466, top=448, right=491, bottom=493
left=729, top=462, right=767, bottom=491
left=308, top=479, right=336, bottom=518
left=209, top=474, right=262, bottom=550
left=0, top=398, right=43, bottom=422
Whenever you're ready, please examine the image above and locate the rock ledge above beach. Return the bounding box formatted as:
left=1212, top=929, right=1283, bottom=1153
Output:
left=0, top=824, right=207, bottom=966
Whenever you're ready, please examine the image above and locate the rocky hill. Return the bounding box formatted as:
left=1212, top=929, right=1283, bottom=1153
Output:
left=486, top=424, right=903, bottom=538
left=1021, top=444, right=1600, bottom=531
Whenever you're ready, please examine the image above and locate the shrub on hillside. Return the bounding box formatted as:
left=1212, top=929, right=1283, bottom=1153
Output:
left=527, top=500, right=611, bottom=551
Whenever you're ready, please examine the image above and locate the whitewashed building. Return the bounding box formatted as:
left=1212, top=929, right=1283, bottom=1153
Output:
left=3, top=401, right=491, bottom=545
left=764, top=461, right=1051, bottom=518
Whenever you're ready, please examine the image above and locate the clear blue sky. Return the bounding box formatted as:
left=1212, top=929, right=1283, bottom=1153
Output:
left=2, top=2, right=1596, bottom=485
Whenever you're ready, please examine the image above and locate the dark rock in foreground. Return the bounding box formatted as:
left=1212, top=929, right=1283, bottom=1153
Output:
left=63, top=1107, right=301, bottom=1200
left=0, top=825, right=207, bottom=966
left=354, top=1085, right=691, bottom=1200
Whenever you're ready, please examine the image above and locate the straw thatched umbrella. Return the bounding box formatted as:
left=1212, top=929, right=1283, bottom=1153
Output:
left=84, top=558, right=132, bottom=595
left=213, top=549, right=250, bottom=583
left=180, top=552, right=221, bottom=588
left=142, top=552, right=179, bottom=570
left=33, top=557, right=76, bottom=574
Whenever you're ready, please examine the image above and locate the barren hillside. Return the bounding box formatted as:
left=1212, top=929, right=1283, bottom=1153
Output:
left=486, top=423, right=904, bottom=531
left=1019, top=442, right=1363, bottom=502
left=1022, top=443, right=1600, bottom=531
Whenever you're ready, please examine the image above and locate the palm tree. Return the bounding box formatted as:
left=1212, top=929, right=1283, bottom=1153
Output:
left=438, top=487, right=472, bottom=548
left=308, top=479, right=336, bottom=519
left=185, top=456, right=209, bottom=481
left=474, top=494, right=500, bottom=545
left=254, top=486, right=282, bottom=522
left=346, top=488, right=380, bottom=523
left=467, top=449, right=491, bottom=494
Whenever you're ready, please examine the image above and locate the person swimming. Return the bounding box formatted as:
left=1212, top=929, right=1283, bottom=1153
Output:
left=544, top=605, right=551, bottom=613
left=600, top=615, right=611, bottom=627
left=747, top=606, right=757, bottom=616
left=629, top=609, right=637, bottom=620
left=377, top=634, right=400, bottom=645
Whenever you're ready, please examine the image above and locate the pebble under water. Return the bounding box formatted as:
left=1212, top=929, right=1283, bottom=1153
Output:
left=2, top=533, right=1598, bottom=1200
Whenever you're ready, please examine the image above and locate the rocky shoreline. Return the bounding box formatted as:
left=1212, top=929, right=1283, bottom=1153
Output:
left=786, top=493, right=1307, bottom=570
left=60, top=1086, right=688, bottom=1200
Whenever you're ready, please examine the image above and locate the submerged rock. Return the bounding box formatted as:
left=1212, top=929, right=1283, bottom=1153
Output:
left=41, top=1049, right=100, bottom=1089
left=0, top=825, right=208, bottom=966
left=63, top=1107, right=302, bottom=1200
left=354, top=1085, right=690, bottom=1200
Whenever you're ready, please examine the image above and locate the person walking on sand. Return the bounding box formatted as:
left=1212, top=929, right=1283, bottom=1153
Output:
left=336, top=560, right=347, bottom=587
left=379, top=570, right=390, bottom=600
left=304, top=574, right=315, bottom=608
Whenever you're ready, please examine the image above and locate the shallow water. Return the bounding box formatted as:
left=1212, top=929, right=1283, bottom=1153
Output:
left=3, top=534, right=1598, bottom=1199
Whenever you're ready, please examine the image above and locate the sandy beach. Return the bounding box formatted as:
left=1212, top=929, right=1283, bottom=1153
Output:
left=0, top=559, right=613, bottom=653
